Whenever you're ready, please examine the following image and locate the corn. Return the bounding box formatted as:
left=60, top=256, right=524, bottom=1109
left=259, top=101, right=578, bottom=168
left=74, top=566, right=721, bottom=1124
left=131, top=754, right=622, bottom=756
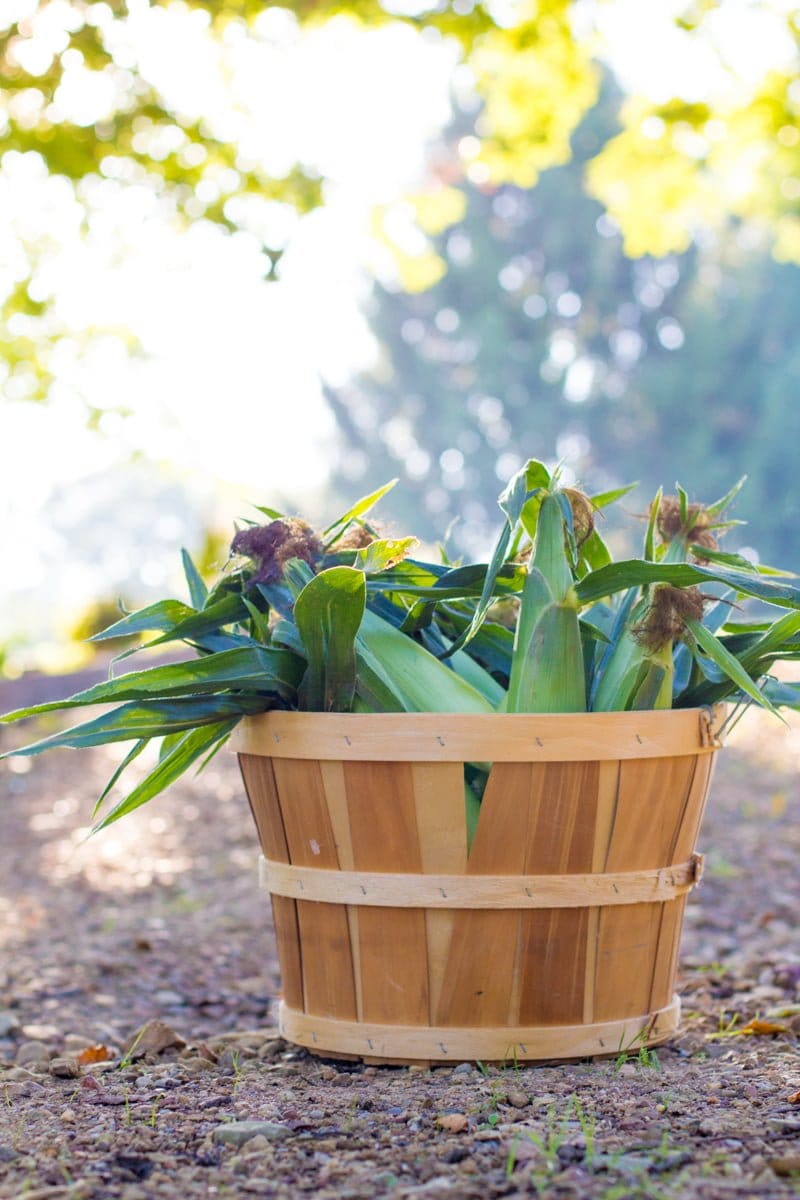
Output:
left=507, top=492, right=587, bottom=713
left=356, top=609, right=494, bottom=713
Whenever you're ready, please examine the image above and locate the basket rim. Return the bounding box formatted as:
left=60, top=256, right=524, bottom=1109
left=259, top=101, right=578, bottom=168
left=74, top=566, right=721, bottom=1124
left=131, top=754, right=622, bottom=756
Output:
left=231, top=704, right=726, bottom=762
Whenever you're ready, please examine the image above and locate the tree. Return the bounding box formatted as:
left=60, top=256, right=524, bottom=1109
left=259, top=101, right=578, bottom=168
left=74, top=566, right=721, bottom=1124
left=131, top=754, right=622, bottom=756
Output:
left=327, top=82, right=800, bottom=569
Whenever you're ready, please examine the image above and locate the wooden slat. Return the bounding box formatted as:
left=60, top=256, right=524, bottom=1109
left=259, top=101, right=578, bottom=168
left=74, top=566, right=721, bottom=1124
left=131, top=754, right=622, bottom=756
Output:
left=258, top=856, right=701, bottom=907
left=279, top=996, right=681, bottom=1063
left=271, top=758, right=357, bottom=1021
left=319, top=760, right=363, bottom=1022
left=583, top=760, right=620, bottom=1025
left=436, top=763, right=532, bottom=1027
left=410, top=763, right=467, bottom=1023
left=231, top=709, right=724, bottom=762
left=517, top=761, right=600, bottom=1025
left=594, top=753, right=699, bottom=1022
left=238, top=754, right=303, bottom=1011
left=344, top=762, right=429, bottom=1025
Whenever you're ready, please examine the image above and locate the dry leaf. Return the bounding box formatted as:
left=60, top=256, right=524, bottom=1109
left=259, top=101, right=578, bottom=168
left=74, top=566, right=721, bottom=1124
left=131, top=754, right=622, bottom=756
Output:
left=437, top=1113, right=468, bottom=1133
left=77, top=1044, right=112, bottom=1065
left=737, top=1019, right=787, bottom=1037
left=788, top=1090, right=800, bottom=1105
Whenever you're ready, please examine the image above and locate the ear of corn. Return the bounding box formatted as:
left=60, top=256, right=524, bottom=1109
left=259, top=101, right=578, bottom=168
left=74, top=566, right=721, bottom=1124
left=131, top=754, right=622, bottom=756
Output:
left=356, top=609, right=494, bottom=714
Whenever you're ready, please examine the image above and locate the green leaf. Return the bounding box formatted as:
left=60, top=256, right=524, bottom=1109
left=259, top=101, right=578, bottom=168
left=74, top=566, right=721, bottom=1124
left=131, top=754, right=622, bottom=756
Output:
left=142, top=593, right=250, bottom=648
left=589, top=483, right=639, bottom=509
left=688, top=546, right=757, bottom=573
left=759, top=678, right=800, bottom=709
left=93, top=720, right=237, bottom=833
left=92, top=738, right=149, bottom=818
left=351, top=537, right=419, bottom=574
left=1, top=647, right=302, bottom=722
left=684, top=618, right=779, bottom=715
left=90, top=600, right=196, bottom=642
left=706, top=475, right=747, bottom=518
left=576, top=560, right=800, bottom=609
left=181, top=548, right=208, bottom=609
left=676, top=483, right=689, bottom=525
left=3, top=695, right=266, bottom=757
left=252, top=504, right=285, bottom=520
left=322, top=479, right=399, bottom=543
left=644, top=488, right=662, bottom=562
left=242, top=595, right=272, bottom=644
left=293, top=566, right=366, bottom=711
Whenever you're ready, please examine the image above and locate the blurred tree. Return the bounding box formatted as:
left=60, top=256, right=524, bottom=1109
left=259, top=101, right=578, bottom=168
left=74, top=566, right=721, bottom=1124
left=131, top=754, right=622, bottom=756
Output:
left=327, top=82, right=800, bottom=569
left=2, top=0, right=799, bottom=294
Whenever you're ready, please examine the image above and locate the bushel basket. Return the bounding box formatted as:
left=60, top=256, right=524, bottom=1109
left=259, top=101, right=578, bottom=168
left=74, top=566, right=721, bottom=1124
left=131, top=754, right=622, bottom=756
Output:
left=232, top=706, right=725, bottom=1064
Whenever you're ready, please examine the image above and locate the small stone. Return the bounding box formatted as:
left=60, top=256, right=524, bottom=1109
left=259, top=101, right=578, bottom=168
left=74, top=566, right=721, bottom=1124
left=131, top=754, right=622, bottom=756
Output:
left=0, top=1145, right=19, bottom=1163
left=319, top=1066, right=337, bottom=1081
left=0, top=1012, right=20, bottom=1037
left=503, top=1087, right=530, bottom=1109
left=437, top=1113, right=468, bottom=1133
left=134, top=1074, right=154, bottom=1090
left=63, top=1036, right=92, bottom=1054
left=616, top=1063, right=637, bottom=1077
left=21, top=1023, right=60, bottom=1041
left=154, top=990, right=184, bottom=1007
left=769, top=1156, right=800, bottom=1177
left=332, top=1072, right=352, bottom=1086
left=453, top=1063, right=473, bottom=1076
left=15, top=1041, right=50, bottom=1067
left=123, top=1020, right=185, bottom=1060
left=767, top=1117, right=800, bottom=1135
left=50, top=1057, right=80, bottom=1079
left=60, top=1109, right=76, bottom=1124
left=1, top=1067, right=36, bottom=1082
left=246, top=1136, right=270, bottom=1152
left=212, top=1121, right=292, bottom=1148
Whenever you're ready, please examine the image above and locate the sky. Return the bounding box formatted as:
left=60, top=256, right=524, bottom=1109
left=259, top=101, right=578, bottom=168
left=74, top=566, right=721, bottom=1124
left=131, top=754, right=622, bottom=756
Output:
left=1, top=0, right=796, bottom=669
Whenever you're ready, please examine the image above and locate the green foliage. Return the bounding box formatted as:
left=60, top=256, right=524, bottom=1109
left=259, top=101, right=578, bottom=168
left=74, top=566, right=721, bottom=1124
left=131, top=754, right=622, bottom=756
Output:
left=2, top=471, right=799, bottom=830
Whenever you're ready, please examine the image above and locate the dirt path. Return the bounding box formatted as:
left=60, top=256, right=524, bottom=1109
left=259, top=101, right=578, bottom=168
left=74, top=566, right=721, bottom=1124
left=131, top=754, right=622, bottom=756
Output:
left=1, top=706, right=799, bottom=1199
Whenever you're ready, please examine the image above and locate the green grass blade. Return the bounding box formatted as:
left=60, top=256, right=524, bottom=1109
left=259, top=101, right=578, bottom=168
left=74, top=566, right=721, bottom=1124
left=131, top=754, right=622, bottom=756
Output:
left=706, top=475, right=747, bottom=517
left=589, top=483, right=639, bottom=509
left=322, top=479, right=399, bottom=543
left=644, top=488, right=662, bottom=562
left=90, top=600, right=195, bottom=642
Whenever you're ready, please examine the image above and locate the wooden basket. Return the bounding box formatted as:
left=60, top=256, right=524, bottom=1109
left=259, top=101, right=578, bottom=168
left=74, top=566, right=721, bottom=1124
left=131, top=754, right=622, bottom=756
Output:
left=232, top=706, right=725, bottom=1064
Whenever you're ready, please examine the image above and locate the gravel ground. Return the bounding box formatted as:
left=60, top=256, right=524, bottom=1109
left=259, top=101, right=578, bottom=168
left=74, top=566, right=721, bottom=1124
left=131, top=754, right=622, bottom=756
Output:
left=1, top=696, right=799, bottom=1200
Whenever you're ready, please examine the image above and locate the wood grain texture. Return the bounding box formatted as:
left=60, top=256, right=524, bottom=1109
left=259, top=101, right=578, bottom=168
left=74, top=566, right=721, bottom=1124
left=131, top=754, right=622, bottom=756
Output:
left=257, top=857, right=701, bottom=907
left=583, top=760, right=620, bottom=1025
left=271, top=758, right=357, bottom=1021
left=410, top=763, right=467, bottom=1023
left=279, top=996, right=681, bottom=1063
left=436, top=762, right=533, bottom=1028
left=238, top=754, right=303, bottom=1011
left=344, top=762, right=429, bottom=1025
left=319, top=760, right=363, bottom=1021
left=517, top=761, right=600, bottom=1026
left=231, top=709, right=723, bottom=762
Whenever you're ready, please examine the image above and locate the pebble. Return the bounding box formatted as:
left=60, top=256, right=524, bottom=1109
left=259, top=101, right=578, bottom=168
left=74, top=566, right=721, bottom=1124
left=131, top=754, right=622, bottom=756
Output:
left=436, top=1113, right=468, bottom=1133
left=60, top=1109, right=76, bottom=1124
left=50, top=1057, right=80, bottom=1079
left=504, top=1087, right=530, bottom=1109
left=0, top=1145, right=19, bottom=1163
left=453, top=1063, right=473, bottom=1076
left=212, top=1121, right=292, bottom=1147
left=21, top=1024, right=59, bottom=1041
left=2, top=1067, right=37, bottom=1081
left=15, top=1041, right=50, bottom=1067
left=770, top=1155, right=800, bottom=1176
left=0, top=1012, right=20, bottom=1037
left=154, top=990, right=184, bottom=1007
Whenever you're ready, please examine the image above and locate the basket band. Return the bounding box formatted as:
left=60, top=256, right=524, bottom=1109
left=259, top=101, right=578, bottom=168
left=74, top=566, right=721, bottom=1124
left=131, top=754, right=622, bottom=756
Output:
left=259, top=853, right=704, bottom=909
left=278, top=996, right=681, bottom=1061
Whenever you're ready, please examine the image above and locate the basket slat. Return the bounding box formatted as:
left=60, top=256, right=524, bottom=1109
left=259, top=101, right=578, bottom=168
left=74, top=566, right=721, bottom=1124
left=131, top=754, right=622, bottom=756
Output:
left=344, top=762, right=429, bottom=1025
left=272, top=758, right=357, bottom=1020
left=319, top=760, right=364, bottom=1022
left=238, top=754, right=304, bottom=1011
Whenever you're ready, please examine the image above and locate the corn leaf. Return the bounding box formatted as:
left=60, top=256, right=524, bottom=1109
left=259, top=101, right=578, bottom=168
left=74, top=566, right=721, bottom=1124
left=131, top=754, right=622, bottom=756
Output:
left=3, top=695, right=266, bottom=757
left=706, top=475, right=747, bottom=517
left=1, top=647, right=302, bottom=722
left=92, top=738, right=149, bottom=817
left=93, top=720, right=238, bottom=832
left=90, top=600, right=196, bottom=642
left=294, top=567, right=366, bottom=712
left=684, top=618, right=779, bottom=715
left=181, top=549, right=208, bottom=609
left=589, top=483, right=638, bottom=509
left=351, top=537, right=419, bottom=574
left=576, top=560, right=800, bottom=609
left=322, top=479, right=398, bottom=543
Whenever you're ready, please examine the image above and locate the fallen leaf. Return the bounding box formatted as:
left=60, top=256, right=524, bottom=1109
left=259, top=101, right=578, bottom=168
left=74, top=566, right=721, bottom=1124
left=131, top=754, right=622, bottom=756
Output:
left=788, top=1091, right=800, bottom=1105
left=769, top=1155, right=800, bottom=1177
left=437, top=1113, right=468, bottom=1133
left=123, top=1019, right=186, bottom=1060
left=77, top=1045, right=112, bottom=1065
left=736, top=1019, right=788, bottom=1037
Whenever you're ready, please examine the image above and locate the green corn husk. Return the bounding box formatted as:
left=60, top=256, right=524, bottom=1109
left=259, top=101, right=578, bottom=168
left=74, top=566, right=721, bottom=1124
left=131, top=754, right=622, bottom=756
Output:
left=508, top=490, right=587, bottom=713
